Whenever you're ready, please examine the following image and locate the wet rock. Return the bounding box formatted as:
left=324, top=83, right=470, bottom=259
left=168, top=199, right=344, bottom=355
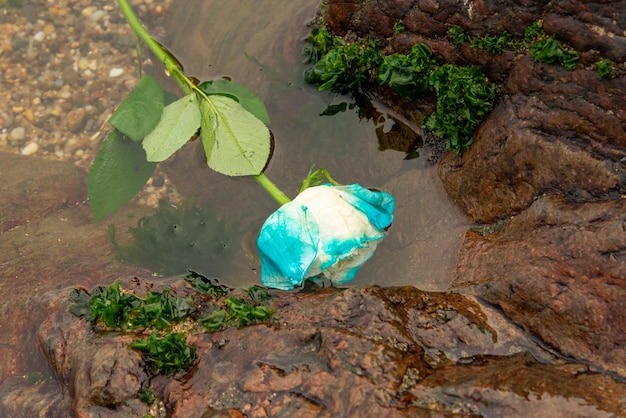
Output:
left=407, top=353, right=625, bottom=417
left=36, top=280, right=626, bottom=417
left=321, top=2, right=626, bottom=415
left=0, top=378, right=67, bottom=418
left=0, top=151, right=86, bottom=232
left=451, top=195, right=626, bottom=378
left=325, top=0, right=544, bottom=81
left=39, top=297, right=151, bottom=417
left=323, top=1, right=626, bottom=222
left=0, top=151, right=156, bottom=416
left=543, top=0, right=626, bottom=63
left=326, top=0, right=548, bottom=38
left=439, top=56, right=626, bottom=223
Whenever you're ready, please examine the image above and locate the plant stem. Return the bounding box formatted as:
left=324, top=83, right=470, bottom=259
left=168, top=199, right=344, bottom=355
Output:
left=255, top=173, right=291, bottom=206
left=116, top=0, right=190, bottom=93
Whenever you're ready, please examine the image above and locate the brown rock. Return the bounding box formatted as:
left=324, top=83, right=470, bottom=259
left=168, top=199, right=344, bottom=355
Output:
left=326, top=0, right=548, bottom=39
left=0, top=378, right=66, bottom=418
left=544, top=0, right=626, bottom=63
left=38, top=300, right=150, bottom=417
left=409, top=353, right=626, bottom=417
left=439, top=57, right=626, bottom=223
left=322, top=2, right=626, bottom=225
left=0, top=151, right=155, bottom=416
left=0, top=151, right=87, bottom=232
left=35, top=280, right=626, bottom=417
left=451, top=195, right=626, bottom=378
left=326, top=0, right=371, bottom=37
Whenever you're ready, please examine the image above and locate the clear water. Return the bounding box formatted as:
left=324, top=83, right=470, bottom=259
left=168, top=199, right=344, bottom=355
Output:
left=0, top=1, right=469, bottom=411
left=162, top=0, right=470, bottom=291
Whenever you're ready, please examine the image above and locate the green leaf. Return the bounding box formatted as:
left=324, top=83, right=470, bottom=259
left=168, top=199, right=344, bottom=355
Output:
left=130, top=332, right=196, bottom=375
left=199, top=95, right=271, bottom=176
left=198, top=79, right=271, bottom=125
left=143, top=93, right=201, bottom=162
left=596, top=58, right=615, bottom=80
left=88, top=129, right=156, bottom=220
left=320, top=102, right=348, bottom=116
left=109, top=75, right=164, bottom=142
left=201, top=308, right=228, bottom=332
left=185, top=271, right=230, bottom=297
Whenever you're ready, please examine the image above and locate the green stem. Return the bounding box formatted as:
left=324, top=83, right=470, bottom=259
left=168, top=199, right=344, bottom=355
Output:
left=117, top=0, right=291, bottom=206
left=116, top=0, right=190, bottom=93
left=255, top=173, right=290, bottom=206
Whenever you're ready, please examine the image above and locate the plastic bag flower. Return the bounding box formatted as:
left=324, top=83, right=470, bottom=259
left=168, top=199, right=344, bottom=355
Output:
left=257, top=183, right=395, bottom=290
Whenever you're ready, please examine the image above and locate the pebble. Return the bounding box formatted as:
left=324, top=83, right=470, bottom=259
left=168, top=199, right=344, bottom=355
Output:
left=1, top=0, right=172, bottom=171
left=23, top=109, right=34, bottom=122
left=21, top=142, right=39, bottom=156
left=10, top=126, right=26, bottom=141
left=33, top=31, right=45, bottom=42
left=77, top=58, right=90, bottom=71
left=49, top=106, right=63, bottom=117
left=81, top=6, right=96, bottom=18
left=108, top=67, right=124, bottom=78
left=88, top=10, right=107, bottom=22
left=67, top=108, right=86, bottom=132
left=43, top=23, right=55, bottom=35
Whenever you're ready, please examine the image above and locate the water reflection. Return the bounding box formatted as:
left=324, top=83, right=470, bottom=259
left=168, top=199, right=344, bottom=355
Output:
left=161, top=0, right=470, bottom=290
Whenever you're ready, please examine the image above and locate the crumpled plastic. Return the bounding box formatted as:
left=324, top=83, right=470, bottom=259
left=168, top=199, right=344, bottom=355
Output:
left=257, top=184, right=395, bottom=290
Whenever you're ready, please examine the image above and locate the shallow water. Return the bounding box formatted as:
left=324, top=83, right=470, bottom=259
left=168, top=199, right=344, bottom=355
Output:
left=0, top=2, right=469, bottom=407
left=160, top=0, right=470, bottom=290
left=0, top=1, right=468, bottom=387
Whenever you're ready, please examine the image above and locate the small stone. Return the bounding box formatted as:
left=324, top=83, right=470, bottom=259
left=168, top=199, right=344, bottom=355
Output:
left=23, top=109, right=34, bottom=122
left=88, top=10, right=107, bottom=22
left=77, top=58, right=89, bottom=71
left=33, top=31, right=45, bottom=42
left=62, top=67, right=80, bottom=85
left=108, top=67, right=124, bottom=78
left=67, top=108, right=86, bottom=133
left=71, top=90, right=90, bottom=106
left=43, top=24, right=55, bottom=35
left=49, top=106, right=63, bottom=117
left=151, top=175, right=165, bottom=188
left=10, top=126, right=26, bottom=141
left=21, top=142, right=39, bottom=156
left=81, top=6, right=96, bottom=18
